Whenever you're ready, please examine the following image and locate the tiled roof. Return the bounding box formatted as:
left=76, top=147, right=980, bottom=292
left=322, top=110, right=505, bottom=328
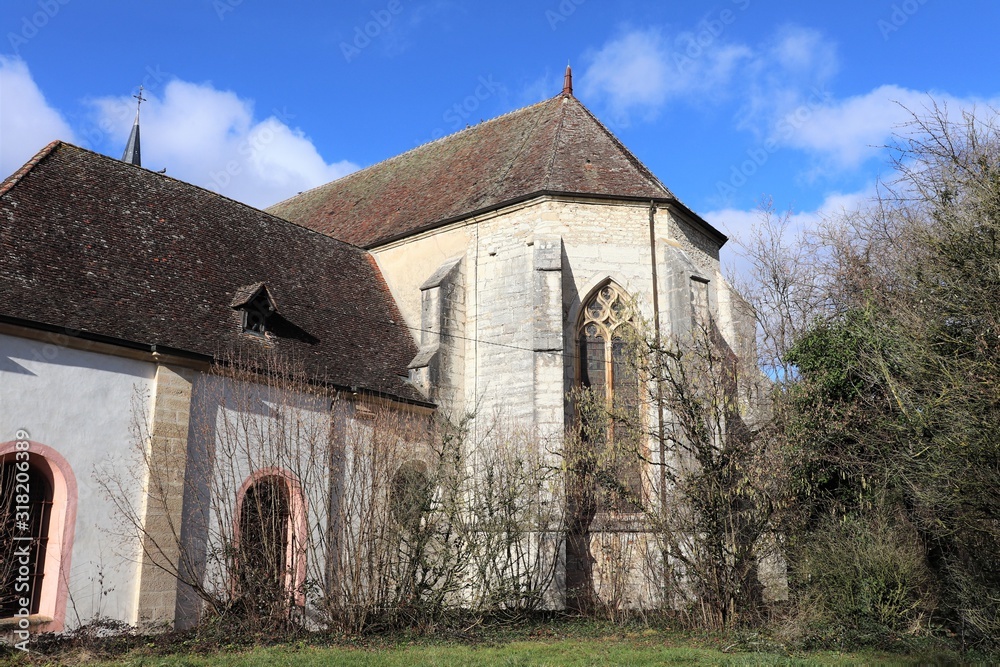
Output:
left=0, top=142, right=424, bottom=403
left=267, top=93, right=724, bottom=248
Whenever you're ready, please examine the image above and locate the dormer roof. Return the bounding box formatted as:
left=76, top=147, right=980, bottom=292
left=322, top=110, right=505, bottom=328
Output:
left=230, top=282, right=277, bottom=311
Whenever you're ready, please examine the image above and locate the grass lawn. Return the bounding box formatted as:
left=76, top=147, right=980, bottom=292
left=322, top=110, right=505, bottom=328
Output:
left=2, top=632, right=968, bottom=666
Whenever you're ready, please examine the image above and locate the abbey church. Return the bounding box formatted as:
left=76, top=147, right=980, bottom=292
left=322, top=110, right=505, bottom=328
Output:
left=0, top=70, right=748, bottom=633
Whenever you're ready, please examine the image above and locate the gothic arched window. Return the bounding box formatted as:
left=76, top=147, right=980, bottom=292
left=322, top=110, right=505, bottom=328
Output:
left=577, top=282, right=643, bottom=511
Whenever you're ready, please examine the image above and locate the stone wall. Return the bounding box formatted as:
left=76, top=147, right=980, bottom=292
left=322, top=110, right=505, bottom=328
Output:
left=371, top=195, right=731, bottom=436
left=136, top=364, right=195, bottom=629
left=369, top=194, right=747, bottom=608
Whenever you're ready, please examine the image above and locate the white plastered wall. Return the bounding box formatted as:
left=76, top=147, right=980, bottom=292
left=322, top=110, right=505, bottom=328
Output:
left=0, top=332, right=157, bottom=627
left=176, top=372, right=333, bottom=627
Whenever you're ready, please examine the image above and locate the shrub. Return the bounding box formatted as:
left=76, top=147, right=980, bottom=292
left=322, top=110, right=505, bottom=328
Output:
left=791, top=512, right=933, bottom=635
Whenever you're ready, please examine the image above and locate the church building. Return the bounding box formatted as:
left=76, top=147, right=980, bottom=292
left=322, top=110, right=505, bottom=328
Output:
left=0, top=69, right=745, bottom=632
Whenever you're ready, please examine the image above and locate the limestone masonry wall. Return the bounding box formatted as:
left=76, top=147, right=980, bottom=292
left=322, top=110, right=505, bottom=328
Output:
left=371, top=195, right=731, bottom=442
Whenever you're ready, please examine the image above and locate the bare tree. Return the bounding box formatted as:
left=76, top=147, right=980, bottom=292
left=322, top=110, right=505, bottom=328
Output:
left=641, top=318, right=787, bottom=629
left=564, top=303, right=789, bottom=629
left=728, top=200, right=830, bottom=384
left=102, top=347, right=564, bottom=634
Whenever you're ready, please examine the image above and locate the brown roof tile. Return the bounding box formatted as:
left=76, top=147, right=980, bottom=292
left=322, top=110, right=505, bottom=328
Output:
left=267, top=94, right=724, bottom=248
left=0, top=142, right=424, bottom=403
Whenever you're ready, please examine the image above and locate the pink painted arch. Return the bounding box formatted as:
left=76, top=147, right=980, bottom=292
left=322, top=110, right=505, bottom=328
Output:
left=233, top=467, right=308, bottom=607
left=0, top=438, right=78, bottom=632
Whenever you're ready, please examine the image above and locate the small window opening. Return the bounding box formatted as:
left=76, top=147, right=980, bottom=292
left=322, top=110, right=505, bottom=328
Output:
left=243, top=307, right=269, bottom=335
left=691, top=275, right=711, bottom=328
left=390, top=461, right=432, bottom=532
left=231, top=283, right=277, bottom=337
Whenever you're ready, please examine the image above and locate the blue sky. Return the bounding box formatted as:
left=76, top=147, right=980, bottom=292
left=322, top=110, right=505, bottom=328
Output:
left=2, top=0, right=998, bottom=270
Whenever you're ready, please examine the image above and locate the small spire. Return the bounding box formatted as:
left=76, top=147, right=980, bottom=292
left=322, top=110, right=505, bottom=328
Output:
left=562, top=64, right=573, bottom=97
left=121, top=85, right=146, bottom=167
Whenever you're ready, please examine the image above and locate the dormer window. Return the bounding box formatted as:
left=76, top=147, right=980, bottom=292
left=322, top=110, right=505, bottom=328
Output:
left=243, top=307, right=268, bottom=335
left=231, top=283, right=277, bottom=337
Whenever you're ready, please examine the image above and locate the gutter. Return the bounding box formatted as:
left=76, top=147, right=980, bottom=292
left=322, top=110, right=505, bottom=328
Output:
left=0, top=314, right=212, bottom=366
left=0, top=314, right=435, bottom=409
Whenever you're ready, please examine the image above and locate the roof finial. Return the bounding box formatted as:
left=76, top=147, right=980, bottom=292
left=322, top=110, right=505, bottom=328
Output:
left=134, top=85, right=147, bottom=111
left=562, top=63, right=573, bottom=97
left=121, top=85, right=145, bottom=167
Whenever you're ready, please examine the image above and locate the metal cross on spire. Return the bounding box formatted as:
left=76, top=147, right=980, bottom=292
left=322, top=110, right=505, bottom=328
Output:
left=134, top=85, right=147, bottom=112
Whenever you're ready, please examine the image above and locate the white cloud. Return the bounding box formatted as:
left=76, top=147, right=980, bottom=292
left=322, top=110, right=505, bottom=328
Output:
left=581, top=23, right=1000, bottom=182
left=578, top=24, right=903, bottom=189
left=777, top=85, right=918, bottom=169
left=732, top=26, right=839, bottom=139
left=0, top=56, right=77, bottom=178
left=708, top=188, right=869, bottom=241
left=580, top=24, right=834, bottom=127
left=706, top=187, right=874, bottom=278
left=89, top=80, right=358, bottom=207
left=580, top=29, right=670, bottom=122
left=1, top=61, right=356, bottom=207
left=767, top=25, right=838, bottom=82
left=711, top=28, right=999, bottom=174
left=779, top=86, right=1000, bottom=170
left=580, top=27, right=751, bottom=124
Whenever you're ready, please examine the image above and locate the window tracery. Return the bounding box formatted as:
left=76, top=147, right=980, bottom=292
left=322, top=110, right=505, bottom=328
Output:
left=577, top=282, right=643, bottom=512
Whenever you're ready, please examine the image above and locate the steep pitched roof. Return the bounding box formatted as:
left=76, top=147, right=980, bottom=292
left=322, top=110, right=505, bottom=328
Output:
left=0, top=142, right=424, bottom=403
left=267, top=93, right=725, bottom=248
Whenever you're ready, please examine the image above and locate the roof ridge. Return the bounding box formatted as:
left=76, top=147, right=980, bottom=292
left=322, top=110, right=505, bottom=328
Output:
left=44, top=141, right=375, bottom=255
left=266, top=91, right=723, bottom=248
left=570, top=98, right=673, bottom=197
left=481, top=96, right=557, bottom=205
left=0, top=140, right=63, bottom=197
left=267, top=96, right=556, bottom=211
left=543, top=96, right=569, bottom=188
